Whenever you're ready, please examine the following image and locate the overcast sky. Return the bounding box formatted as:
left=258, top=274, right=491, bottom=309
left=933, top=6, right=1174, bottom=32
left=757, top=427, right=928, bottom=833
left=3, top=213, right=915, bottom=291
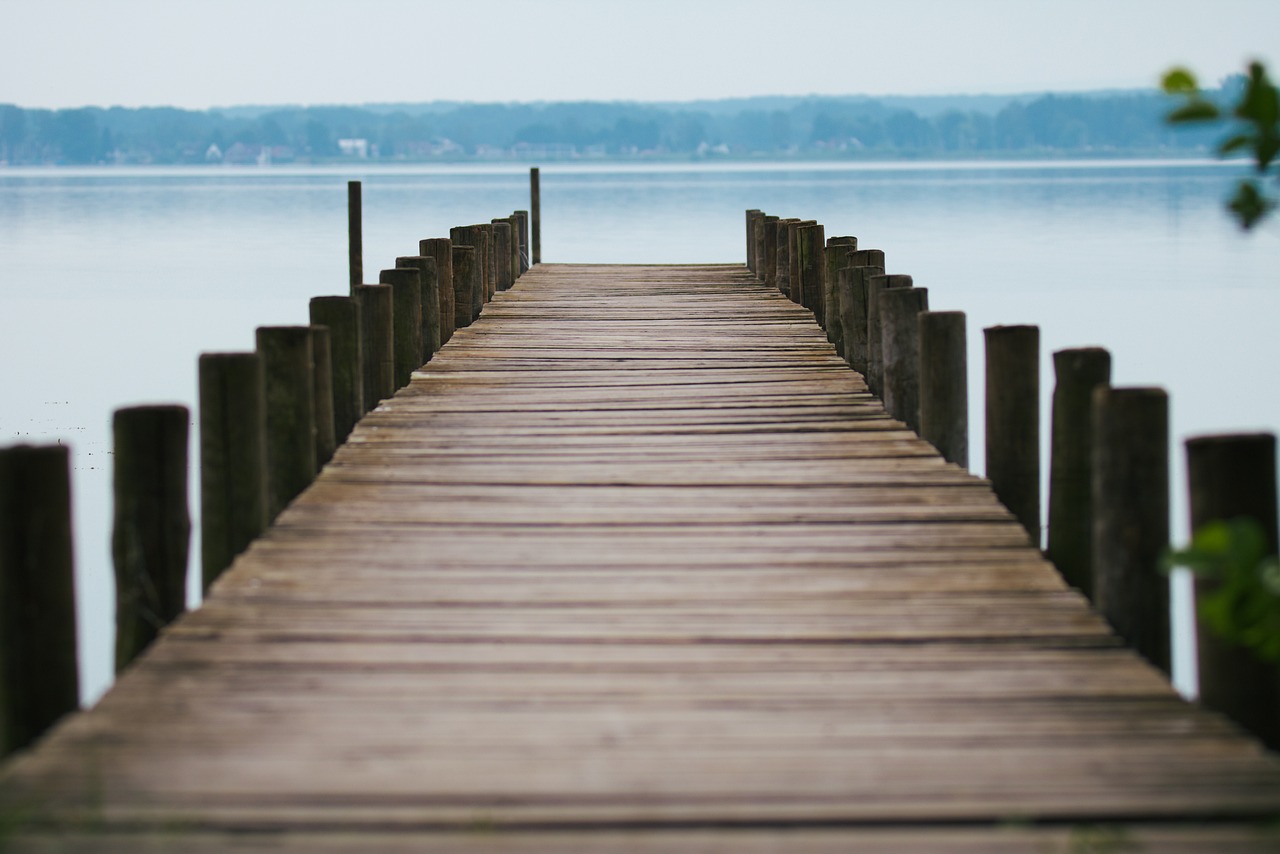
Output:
left=2, top=0, right=1278, bottom=110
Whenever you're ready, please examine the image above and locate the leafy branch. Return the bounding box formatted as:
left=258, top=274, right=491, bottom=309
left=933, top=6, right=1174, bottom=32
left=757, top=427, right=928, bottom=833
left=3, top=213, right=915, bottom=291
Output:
left=1162, top=61, right=1279, bottom=229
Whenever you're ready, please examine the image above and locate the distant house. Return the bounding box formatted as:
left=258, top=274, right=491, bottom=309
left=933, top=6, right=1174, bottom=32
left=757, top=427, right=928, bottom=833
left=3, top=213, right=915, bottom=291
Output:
left=205, top=143, right=222, bottom=162
left=338, top=138, right=369, bottom=159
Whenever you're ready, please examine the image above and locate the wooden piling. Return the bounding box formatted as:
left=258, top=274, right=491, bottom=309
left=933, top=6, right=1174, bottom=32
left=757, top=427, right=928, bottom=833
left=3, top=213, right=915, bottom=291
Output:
left=419, top=238, right=455, bottom=345
left=0, top=443, right=79, bottom=756
left=513, top=210, right=530, bottom=274
left=919, top=311, right=968, bottom=468
left=379, top=267, right=424, bottom=390
left=824, top=236, right=857, bottom=348
left=112, top=405, right=190, bottom=673
left=745, top=209, right=763, bottom=273
left=355, top=284, right=394, bottom=412
left=775, top=219, right=798, bottom=298
left=762, top=216, right=781, bottom=291
left=490, top=220, right=514, bottom=292
left=396, top=256, right=441, bottom=359
left=787, top=220, right=816, bottom=305
left=347, top=180, right=362, bottom=294
left=797, top=223, right=826, bottom=323
left=837, top=262, right=885, bottom=374
left=879, top=286, right=929, bottom=433
left=451, top=227, right=489, bottom=322
left=866, top=274, right=912, bottom=399
left=309, top=325, right=336, bottom=467
left=985, top=325, right=1041, bottom=544
left=1093, top=386, right=1170, bottom=675
left=530, top=167, right=541, bottom=265
left=309, top=296, right=363, bottom=444
left=1047, top=347, right=1112, bottom=599
left=256, top=326, right=317, bottom=522
left=198, top=352, right=267, bottom=591
left=451, top=246, right=478, bottom=329
left=1186, top=432, right=1280, bottom=749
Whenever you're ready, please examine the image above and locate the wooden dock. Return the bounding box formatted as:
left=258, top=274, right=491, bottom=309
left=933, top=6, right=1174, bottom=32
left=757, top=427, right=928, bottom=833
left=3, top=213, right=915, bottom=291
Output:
left=4, top=264, right=1280, bottom=851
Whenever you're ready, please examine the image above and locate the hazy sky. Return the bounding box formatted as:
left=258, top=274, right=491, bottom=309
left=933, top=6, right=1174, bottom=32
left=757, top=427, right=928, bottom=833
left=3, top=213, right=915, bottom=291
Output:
left=3, top=0, right=1278, bottom=109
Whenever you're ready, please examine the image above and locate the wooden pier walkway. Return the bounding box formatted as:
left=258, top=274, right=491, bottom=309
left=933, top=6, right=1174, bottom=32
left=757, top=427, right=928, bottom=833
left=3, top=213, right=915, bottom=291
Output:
left=4, top=264, right=1280, bottom=851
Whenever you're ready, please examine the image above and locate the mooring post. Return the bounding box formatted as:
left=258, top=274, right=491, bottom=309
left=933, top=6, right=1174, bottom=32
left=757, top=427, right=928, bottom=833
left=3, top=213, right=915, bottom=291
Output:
left=1185, top=432, right=1280, bottom=749
left=824, top=236, right=857, bottom=349
left=775, top=218, right=799, bottom=298
left=745, top=209, right=763, bottom=273
left=396, top=256, right=441, bottom=359
left=918, top=311, right=968, bottom=469
left=355, top=284, right=395, bottom=412
left=379, top=267, right=424, bottom=390
left=837, top=259, right=885, bottom=374
left=1047, top=347, right=1112, bottom=599
left=762, top=216, right=781, bottom=291
left=420, top=238, right=455, bottom=345
left=787, top=220, right=816, bottom=305
left=480, top=222, right=497, bottom=305
left=490, top=220, right=514, bottom=292
left=309, top=296, right=363, bottom=445
left=513, top=210, right=530, bottom=274
left=530, top=167, right=541, bottom=265
left=880, top=286, right=929, bottom=433
left=309, top=325, right=337, bottom=467
left=199, top=352, right=268, bottom=592
left=797, top=223, right=826, bottom=322
left=112, top=405, right=190, bottom=673
left=256, top=326, right=317, bottom=522
left=0, top=443, right=79, bottom=757
left=450, top=245, right=477, bottom=329
left=866, top=274, right=912, bottom=399
left=752, top=215, right=767, bottom=282
left=985, top=325, right=1041, bottom=544
left=1093, top=386, right=1171, bottom=675
left=347, top=180, right=362, bottom=294
left=451, top=226, right=489, bottom=322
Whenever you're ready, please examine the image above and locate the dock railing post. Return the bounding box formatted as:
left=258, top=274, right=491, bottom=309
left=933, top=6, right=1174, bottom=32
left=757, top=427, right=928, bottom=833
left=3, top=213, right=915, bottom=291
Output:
left=984, top=325, right=1041, bottom=545
left=824, top=237, right=857, bottom=349
left=396, top=256, right=441, bottom=359
left=513, top=210, right=530, bottom=274
left=256, top=326, right=317, bottom=522
left=918, top=310, right=968, bottom=469
left=199, top=352, right=268, bottom=592
left=309, top=325, right=337, bottom=468
left=762, top=216, right=781, bottom=291
left=866, top=274, right=912, bottom=399
left=879, top=286, right=929, bottom=433
left=379, top=267, right=424, bottom=390
left=348, top=180, right=362, bottom=294
left=420, top=238, right=455, bottom=345
left=309, top=296, right=364, bottom=444
left=1092, top=386, right=1171, bottom=675
left=355, top=284, right=395, bottom=412
left=112, top=405, right=190, bottom=673
left=530, top=167, right=541, bottom=265
left=1185, top=432, right=1280, bottom=749
left=0, top=444, right=79, bottom=757
left=1047, top=348, right=1112, bottom=599
left=797, top=223, right=826, bottom=323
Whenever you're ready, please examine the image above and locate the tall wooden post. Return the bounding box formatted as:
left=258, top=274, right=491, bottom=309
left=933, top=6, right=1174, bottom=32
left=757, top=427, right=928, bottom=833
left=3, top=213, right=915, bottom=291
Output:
left=762, top=216, right=781, bottom=291
left=797, top=223, right=826, bottom=323
left=0, top=444, right=79, bottom=756
left=379, top=267, right=424, bottom=389
left=256, top=326, right=317, bottom=522
left=309, top=296, right=364, bottom=444
left=451, top=226, right=489, bottom=322
left=824, top=236, right=857, bottom=349
left=513, top=210, right=530, bottom=274
left=1047, top=347, right=1112, bottom=599
left=1186, top=432, right=1280, bottom=749
left=530, top=167, right=541, bottom=265
left=745, top=209, right=762, bottom=272
left=866, top=274, right=912, bottom=399
left=309, top=325, right=336, bottom=467
left=112, top=405, right=190, bottom=673
left=1093, top=386, right=1170, bottom=675
left=347, top=180, right=362, bottom=294
left=199, top=352, right=268, bottom=591
left=918, top=311, right=968, bottom=468
left=419, top=238, right=455, bottom=345
left=837, top=260, right=885, bottom=374
left=985, top=325, right=1041, bottom=544
left=356, top=284, right=395, bottom=412
left=396, top=255, right=441, bottom=358
left=879, top=286, right=929, bottom=433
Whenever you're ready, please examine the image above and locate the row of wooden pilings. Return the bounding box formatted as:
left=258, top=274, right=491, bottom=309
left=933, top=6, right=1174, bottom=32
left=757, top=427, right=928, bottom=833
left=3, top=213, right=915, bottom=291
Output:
left=745, top=208, right=1280, bottom=751
left=0, top=173, right=544, bottom=760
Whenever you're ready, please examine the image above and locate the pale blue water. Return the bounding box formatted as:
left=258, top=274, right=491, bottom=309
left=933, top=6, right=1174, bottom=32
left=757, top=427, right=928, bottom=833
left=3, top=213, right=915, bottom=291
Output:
left=1, top=159, right=1275, bottom=704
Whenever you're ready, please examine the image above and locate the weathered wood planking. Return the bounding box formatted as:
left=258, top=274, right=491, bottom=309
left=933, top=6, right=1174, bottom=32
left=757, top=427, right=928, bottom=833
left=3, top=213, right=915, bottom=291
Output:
left=3, top=264, right=1280, bottom=851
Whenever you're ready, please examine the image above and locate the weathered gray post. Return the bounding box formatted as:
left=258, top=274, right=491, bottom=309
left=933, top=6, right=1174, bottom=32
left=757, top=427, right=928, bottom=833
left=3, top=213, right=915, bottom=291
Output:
left=513, top=210, right=530, bottom=274
left=837, top=258, right=885, bottom=374
left=199, top=352, right=267, bottom=591
left=480, top=222, right=497, bottom=304
left=797, top=223, right=826, bottom=322
left=775, top=218, right=798, bottom=298
left=824, top=236, right=857, bottom=348
left=1047, top=347, right=1112, bottom=599
left=309, top=325, right=336, bottom=467
left=379, top=267, right=424, bottom=389
left=0, top=444, right=79, bottom=756
left=256, top=326, right=317, bottom=521
left=1093, top=386, right=1170, bottom=675
left=112, top=404, right=190, bottom=672
left=879, top=286, right=929, bottom=433
left=787, top=220, right=816, bottom=305
left=347, top=180, right=362, bottom=294
left=762, top=216, right=781, bottom=291
left=1186, top=432, right=1280, bottom=749
left=866, top=274, right=912, bottom=399
left=309, top=296, right=363, bottom=444
left=746, top=209, right=762, bottom=273
left=355, top=283, right=394, bottom=412
left=451, top=226, right=490, bottom=323
left=419, top=238, right=455, bottom=345
left=530, top=167, right=541, bottom=265
left=752, top=215, right=767, bottom=282
left=490, top=220, right=514, bottom=292
left=919, top=311, right=968, bottom=468
left=985, top=325, right=1041, bottom=544
left=449, top=245, right=477, bottom=329
left=396, top=255, right=441, bottom=358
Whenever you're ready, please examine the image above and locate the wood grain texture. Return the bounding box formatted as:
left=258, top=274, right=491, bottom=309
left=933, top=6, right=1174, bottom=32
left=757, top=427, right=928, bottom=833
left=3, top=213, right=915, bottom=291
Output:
left=3, top=264, right=1279, bottom=851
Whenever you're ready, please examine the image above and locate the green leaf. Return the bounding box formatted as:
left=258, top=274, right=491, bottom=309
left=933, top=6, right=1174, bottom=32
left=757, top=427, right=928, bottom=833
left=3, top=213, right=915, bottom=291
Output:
left=1167, top=100, right=1220, bottom=123
left=1217, top=133, right=1254, bottom=157
left=1228, top=180, right=1277, bottom=230
left=1234, top=61, right=1279, bottom=127
left=1161, top=68, right=1199, bottom=94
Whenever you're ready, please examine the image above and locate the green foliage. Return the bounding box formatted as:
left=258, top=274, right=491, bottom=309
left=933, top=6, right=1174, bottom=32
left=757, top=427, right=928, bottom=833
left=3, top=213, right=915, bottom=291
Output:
left=1163, top=61, right=1280, bottom=229
left=1162, top=518, right=1280, bottom=661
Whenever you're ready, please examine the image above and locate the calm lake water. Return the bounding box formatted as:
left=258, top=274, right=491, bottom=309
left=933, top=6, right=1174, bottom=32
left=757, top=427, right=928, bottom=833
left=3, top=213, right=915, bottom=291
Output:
left=0, top=159, right=1275, bottom=704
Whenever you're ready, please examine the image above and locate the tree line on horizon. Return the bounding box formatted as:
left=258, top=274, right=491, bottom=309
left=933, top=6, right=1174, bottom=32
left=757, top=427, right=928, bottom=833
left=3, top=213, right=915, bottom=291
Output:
left=0, top=88, right=1226, bottom=166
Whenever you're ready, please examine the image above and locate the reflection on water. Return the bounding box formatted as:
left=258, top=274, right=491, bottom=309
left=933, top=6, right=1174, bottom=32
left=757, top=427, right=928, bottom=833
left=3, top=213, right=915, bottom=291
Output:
left=1, top=159, right=1274, bottom=704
